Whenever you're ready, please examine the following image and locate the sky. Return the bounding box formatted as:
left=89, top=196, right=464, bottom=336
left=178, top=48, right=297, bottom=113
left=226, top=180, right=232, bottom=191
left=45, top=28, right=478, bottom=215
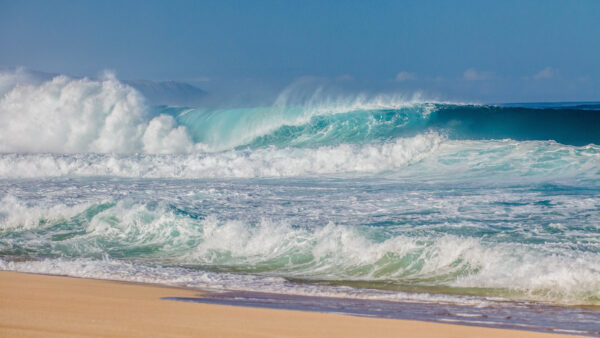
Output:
left=1, top=0, right=599, bottom=103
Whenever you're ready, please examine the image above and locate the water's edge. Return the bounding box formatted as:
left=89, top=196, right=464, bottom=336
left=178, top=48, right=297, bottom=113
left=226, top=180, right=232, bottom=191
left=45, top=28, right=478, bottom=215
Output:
left=164, top=290, right=599, bottom=336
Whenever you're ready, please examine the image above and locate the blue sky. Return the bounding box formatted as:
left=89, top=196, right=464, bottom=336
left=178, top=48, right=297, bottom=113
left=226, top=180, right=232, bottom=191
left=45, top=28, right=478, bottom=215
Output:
left=1, top=0, right=599, bottom=102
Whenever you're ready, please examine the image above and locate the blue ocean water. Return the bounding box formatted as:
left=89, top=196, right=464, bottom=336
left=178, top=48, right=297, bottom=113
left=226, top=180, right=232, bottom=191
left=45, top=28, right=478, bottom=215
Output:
left=0, top=71, right=599, bottom=332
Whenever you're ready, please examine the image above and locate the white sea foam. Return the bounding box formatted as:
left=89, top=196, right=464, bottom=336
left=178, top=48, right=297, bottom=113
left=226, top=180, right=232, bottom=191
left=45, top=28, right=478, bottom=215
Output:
left=0, top=257, right=500, bottom=307
left=0, top=132, right=443, bottom=178
left=452, top=245, right=600, bottom=303
left=0, top=70, right=195, bottom=154
left=0, top=135, right=597, bottom=181
left=0, top=194, right=92, bottom=231
left=2, top=197, right=599, bottom=304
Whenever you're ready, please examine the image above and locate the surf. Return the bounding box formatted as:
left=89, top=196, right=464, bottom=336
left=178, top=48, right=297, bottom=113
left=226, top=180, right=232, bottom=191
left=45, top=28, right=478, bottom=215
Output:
left=2, top=69, right=599, bottom=156
left=2, top=191, right=600, bottom=305
left=1, top=69, right=600, bottom=309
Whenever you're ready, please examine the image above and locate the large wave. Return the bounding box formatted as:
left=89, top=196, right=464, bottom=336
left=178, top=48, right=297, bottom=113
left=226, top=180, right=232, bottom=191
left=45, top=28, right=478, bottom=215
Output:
left=174, top=102, right=600, bottom=150
left=0, top=69, right=431, bottom=153
left=2, top=69, right=599, bottom=156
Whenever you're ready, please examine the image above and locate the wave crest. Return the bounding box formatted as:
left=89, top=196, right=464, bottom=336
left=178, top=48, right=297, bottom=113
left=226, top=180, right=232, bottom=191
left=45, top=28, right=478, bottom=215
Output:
left=0, top=69, right=439, bottom=153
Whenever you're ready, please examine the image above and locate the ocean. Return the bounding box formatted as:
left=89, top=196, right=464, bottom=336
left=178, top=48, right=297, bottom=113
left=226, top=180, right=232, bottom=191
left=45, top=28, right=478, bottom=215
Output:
left=1, top=71, right=599, bottom=334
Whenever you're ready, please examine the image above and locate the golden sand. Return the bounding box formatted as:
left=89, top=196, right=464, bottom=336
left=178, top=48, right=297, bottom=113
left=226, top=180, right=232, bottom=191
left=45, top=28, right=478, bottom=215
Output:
left=0, top=271, right=577, bottom=337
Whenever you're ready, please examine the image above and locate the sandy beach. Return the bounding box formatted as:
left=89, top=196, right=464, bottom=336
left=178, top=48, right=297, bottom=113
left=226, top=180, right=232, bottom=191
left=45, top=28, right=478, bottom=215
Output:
left=0, top=271, right=579, bottom=338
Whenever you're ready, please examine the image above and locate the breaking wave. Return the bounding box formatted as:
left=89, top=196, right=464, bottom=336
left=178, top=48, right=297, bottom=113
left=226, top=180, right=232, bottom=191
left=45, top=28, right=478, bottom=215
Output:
left=1, top=198, right=599, bottom=305
left=1, top=69, right=599, bottom=156
left=0, top=135, right=598, bottom=181
left=2, top=69, right=600, bottom=308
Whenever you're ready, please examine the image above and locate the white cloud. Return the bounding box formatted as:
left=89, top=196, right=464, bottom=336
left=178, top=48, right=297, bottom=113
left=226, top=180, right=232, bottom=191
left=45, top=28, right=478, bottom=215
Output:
left=395, top=71, right=415, bottom=82
left=533, top=67, right=555, bottom=80
left=463, top=68, right=492, bottom=81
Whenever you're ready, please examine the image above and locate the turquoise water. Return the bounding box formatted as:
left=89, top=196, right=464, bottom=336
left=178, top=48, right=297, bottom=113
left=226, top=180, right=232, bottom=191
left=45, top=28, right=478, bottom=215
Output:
left=0, top=72, right=599, bottom=311
left=171, top=103, right=600, bottom=149
left=2, top=177, right=599, bottom=306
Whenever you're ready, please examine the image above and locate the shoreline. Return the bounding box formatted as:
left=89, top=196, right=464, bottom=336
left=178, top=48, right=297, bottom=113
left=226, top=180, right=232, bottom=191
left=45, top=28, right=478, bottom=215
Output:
left=0, top=271, right=583, bottom=337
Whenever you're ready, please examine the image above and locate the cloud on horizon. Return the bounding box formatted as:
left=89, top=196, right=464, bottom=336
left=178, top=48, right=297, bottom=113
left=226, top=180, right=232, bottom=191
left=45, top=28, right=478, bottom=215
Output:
left=463, top=68, right=493, bottom=81
left=533, top=67, right=556, bottom=80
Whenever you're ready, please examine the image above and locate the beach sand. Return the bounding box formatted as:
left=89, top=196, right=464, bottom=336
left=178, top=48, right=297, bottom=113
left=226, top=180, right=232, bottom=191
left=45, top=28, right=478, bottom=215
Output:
left=0, top=271, right=578, bottom=337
